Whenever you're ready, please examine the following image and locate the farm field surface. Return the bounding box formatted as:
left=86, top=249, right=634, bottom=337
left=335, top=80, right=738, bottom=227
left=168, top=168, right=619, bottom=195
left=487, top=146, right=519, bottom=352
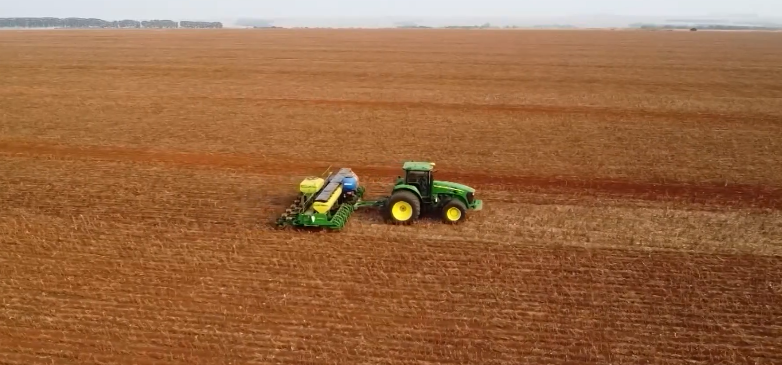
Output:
left=1, top=28, right=782, bottom=364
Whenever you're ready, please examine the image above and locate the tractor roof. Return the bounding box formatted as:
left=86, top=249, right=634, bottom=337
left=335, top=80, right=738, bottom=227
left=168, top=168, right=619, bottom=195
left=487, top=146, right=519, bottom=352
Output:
left=402, top=161, right=435, bottom=171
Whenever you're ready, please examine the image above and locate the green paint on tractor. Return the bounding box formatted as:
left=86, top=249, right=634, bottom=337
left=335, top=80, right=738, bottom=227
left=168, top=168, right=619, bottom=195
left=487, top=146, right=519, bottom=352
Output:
left=276, top=161, right=483, bottom=230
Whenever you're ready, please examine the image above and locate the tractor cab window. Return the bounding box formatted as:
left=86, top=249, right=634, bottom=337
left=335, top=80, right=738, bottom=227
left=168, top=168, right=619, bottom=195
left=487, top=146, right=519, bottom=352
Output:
left=405, top=170, right=431, bottom=196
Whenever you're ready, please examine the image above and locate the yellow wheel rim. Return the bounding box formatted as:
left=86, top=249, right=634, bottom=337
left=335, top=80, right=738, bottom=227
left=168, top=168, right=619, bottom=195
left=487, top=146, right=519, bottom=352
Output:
left=391, top=201, right=413, bottom=221
left=446, top=207, right=462, bottom=221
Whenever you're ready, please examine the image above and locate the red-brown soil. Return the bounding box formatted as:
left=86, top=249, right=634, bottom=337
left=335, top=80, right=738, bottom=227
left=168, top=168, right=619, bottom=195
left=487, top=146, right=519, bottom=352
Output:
left=3, top=140, right=781, bottom=209
left=1, top=29, right=781, bottom=364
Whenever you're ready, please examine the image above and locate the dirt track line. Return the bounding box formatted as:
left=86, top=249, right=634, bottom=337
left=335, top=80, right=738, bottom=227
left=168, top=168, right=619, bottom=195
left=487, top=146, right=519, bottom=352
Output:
left=240, top=97, right=781, bottom=125
left=7, top=88, right=776, bottom=124
left=2, top=140, right=781, bottom=210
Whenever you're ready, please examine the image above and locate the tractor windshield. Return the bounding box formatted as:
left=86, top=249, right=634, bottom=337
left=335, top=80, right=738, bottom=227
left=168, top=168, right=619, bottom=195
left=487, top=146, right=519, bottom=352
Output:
left=406, top=170, right=431, bottom=197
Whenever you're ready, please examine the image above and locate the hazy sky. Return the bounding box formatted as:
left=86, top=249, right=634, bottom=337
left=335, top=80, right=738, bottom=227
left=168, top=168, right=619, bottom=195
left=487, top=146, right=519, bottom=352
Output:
left=2, top=0, right=780, bottom=19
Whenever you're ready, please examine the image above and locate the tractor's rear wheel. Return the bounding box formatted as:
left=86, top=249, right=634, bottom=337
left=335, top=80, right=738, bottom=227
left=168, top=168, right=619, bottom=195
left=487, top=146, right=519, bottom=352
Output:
left=441, top=199, right=467, bottom=224
left=385, top=190, right=420, bottom=225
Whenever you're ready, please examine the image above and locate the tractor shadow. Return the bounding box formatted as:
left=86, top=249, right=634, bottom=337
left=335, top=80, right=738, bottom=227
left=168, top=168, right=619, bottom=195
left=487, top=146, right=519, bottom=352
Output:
left=353, top=206, right=449, bottom=226
left=416, top=209, right=450, bottom=224
left=267, top=192, right=454, bottom=232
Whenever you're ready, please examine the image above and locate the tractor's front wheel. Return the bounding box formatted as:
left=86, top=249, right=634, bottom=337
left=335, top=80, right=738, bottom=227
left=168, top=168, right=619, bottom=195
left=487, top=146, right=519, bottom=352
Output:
left=441, top=199, right=467, bottom=224
left=385, top=190, right=420, bottom=225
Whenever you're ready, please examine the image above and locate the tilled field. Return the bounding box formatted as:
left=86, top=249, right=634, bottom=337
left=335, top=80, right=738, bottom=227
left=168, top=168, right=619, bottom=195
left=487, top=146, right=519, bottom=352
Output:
left=1, top=29, right=781, bottom=364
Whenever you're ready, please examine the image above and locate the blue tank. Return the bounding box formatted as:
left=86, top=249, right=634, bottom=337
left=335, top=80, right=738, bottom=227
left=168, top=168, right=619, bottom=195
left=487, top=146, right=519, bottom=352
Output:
left=342, top=175, right=359, bottom=192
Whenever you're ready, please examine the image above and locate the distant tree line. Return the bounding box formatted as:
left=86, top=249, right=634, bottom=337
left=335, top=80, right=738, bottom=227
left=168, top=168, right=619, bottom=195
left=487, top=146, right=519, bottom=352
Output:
left=0, top=17, right=222, bottom=29
left=629, top=23, right=782, bottom=31
left=179, top=21, right=223, bottom=29
left=141, top=20, right=178, bottom=28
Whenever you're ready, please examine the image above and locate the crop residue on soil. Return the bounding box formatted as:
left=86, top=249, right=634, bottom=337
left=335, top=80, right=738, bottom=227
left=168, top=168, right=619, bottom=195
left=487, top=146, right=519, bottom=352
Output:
left=1, top=29, right=781, bottom=365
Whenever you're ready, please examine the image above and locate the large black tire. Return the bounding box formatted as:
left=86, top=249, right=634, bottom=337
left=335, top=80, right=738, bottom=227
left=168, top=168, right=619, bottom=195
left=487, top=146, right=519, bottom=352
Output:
left=441, top=198, right=467, bottom=224
left=384, top=190, right=421, bottom=225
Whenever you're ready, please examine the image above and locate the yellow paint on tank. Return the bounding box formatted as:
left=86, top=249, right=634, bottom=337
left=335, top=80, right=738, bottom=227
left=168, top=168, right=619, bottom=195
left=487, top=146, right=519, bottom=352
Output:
left=299, top=177, right=325, bottom=195
left=312, top=184, right=342, bottom=213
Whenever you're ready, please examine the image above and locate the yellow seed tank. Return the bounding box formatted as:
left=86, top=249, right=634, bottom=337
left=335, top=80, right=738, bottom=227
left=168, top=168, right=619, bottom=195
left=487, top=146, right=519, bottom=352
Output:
left=312, top=182, right=342, bottom=213
left=299, top=177, right=325, bottom=194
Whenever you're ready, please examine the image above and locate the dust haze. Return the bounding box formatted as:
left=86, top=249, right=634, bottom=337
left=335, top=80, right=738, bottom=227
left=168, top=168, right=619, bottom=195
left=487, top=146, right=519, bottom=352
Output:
left=2, top=0, right=782, bottom=28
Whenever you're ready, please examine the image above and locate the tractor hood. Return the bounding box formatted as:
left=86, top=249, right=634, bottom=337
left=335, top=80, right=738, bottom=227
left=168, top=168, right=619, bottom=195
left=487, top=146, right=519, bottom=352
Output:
left=433, top=180, right=476, bottom=193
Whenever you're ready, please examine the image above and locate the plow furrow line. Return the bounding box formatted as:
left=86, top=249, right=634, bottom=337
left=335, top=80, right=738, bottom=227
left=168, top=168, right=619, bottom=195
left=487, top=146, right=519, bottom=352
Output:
left=3, top=140, right=781, bottom=209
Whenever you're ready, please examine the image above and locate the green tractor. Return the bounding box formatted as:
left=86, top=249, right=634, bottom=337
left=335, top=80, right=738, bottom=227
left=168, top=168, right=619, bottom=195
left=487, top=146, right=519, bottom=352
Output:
left=275, top=161, right=483, bottom=230
left=383, top=161, right=482, bottom=225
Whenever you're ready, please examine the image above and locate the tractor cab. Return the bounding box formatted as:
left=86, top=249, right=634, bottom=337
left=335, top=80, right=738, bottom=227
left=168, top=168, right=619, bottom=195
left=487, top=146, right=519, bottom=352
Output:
left=401, top=161, right=435, bottom=202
